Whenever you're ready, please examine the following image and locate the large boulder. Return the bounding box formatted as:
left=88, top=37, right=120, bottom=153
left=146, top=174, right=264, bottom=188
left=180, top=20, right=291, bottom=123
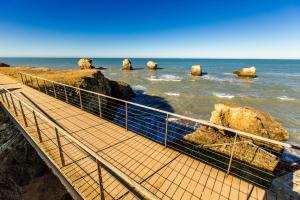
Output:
left=78, top=58, right=94, bottom=70
left=0, top=63, right=10, bottom=67
left=233, top=66, right=256, bottom=78
left=122, top=59, right=133, bottom=70
left=190, top=65, right=202, bottom=76
left=210, top=104, right=289, bottom=141
left=147, top=61, right=158, bottom=70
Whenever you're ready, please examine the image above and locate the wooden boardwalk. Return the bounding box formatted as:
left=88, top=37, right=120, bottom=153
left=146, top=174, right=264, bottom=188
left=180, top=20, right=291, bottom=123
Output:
left=0, top=73, right=277, bottom=200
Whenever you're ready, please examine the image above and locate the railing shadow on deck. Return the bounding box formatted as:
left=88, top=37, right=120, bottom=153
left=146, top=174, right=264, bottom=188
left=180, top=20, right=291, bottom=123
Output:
left=19, top=72, right=300, bottom=191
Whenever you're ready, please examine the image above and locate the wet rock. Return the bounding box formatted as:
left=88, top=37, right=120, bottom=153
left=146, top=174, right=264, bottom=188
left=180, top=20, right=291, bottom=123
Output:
left=233, top=66, right=256, bottom=78
left=190, top=65, right=202, bottom=76
left=122, top=59, right=133, bottom=70
left=0, top=63, right=10, bottom=67
left=78, top=58, right=94, bottom=70
left=210, top=103, right=289, bottom=141
left=147, top=61, right=158, bottom=70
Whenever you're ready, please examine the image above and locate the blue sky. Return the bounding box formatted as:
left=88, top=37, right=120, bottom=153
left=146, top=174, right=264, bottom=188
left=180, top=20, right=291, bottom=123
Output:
left=0, top=0, right=300, bottom=58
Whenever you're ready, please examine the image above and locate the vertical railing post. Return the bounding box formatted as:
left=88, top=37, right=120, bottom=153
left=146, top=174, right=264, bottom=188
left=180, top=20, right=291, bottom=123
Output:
left=30, top=75, right=34, bottom=87
left=44, top=80, right=48, bottom=94
left=20, top=73, right=24, bottom=84
left=125, top=102, right=128, bottom=130
left=24, top=74, right=28, bottom=85
left=36, top=78, right=41, bottom=91
left=64, top=86, right=68, bottom=103
left=55, top=127, right=65, bottom=167
left=97, top=160, right=105, bottom=200
left=33, top=111, right=43, bottom=143
left=10, top=94, right=18, bottom=116
left=165, top=113, right=169, bottom=147
left=19, top=100, right=28, bottom=127
left=79, top=89, right=83, bottom=109
left=53, top=82, right=57, bottom=98
left=98, top=95, right=102, bottom=118
left=1, top=91, right=5, bottom=102
left=226, top=132, right=238, bottom=175
left=4, top=92, right=10, bottom=109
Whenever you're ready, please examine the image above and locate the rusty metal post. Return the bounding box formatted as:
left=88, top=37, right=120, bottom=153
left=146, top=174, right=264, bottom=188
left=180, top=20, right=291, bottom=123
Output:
left=97, top=160, right=105, bottom=200
left=79, top=89, right=83, bottom=109
left=98, top=95, right=102, bottom=118
left=226, top=132, right=238, bottom=175
left=165, top=113, right=169, bottom=147
left=19, top=100, right=28, bottom=127
left=125, top=102, right=128, bottom=130
left=10, top=94, right=18, bottom=116
left=64, top=86, right=68, bottom=103
left=55, top=127, right=65, bottom=167
left=33, top=111, right=43, bottom=143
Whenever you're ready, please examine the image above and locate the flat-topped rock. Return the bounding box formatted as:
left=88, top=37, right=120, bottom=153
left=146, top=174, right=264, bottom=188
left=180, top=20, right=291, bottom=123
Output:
left=233, top=66, right=256, bottom=78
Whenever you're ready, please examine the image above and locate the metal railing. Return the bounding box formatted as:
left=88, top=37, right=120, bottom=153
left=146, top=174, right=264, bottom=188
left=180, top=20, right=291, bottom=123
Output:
left=0, top=87, right=159, bottom=200
left=19, top=72, right=300, bottom=189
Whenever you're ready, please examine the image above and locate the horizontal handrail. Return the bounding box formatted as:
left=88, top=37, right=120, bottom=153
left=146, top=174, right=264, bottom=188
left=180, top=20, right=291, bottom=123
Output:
left=20, top=72, right=300, bottom=150
left=0, top=87, right=159, bottom=200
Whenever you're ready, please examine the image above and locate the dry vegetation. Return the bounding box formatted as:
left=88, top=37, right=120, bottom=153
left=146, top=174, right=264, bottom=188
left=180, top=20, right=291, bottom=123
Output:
left=0, top=66, right=98, bottom=87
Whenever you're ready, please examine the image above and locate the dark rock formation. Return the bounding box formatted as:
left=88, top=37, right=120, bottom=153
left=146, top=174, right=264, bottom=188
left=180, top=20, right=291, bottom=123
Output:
left=0, top=63, right=10, bottom=67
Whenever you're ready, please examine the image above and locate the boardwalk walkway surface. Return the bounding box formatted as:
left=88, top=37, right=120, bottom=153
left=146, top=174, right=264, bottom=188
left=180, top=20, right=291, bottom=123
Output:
left=0, top=73, right=277, bottom=200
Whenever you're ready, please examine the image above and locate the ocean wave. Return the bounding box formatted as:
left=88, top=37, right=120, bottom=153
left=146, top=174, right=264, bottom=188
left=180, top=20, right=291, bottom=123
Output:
left=276, top=96, right=295, bottom=101
left=164, top=92, right=180, bottom=96
left=147, top=75, right=182, bottom=82
left=213, top=92, right=235, bottom=99
left=202, top=74, right=233, bottom=83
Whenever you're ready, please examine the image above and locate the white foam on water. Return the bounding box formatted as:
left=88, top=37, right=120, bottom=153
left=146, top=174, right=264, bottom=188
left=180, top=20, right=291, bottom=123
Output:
left=132, top=85, right=147, bottom=91
left=147, top=75, right=182, bottom=82
left=202, top=74, right=233, bottom=82
left=213, top=92, right=235, bottom=99
left=276, top=96, right=295, bottom=101
left=165, top=92, right=180, bottom=96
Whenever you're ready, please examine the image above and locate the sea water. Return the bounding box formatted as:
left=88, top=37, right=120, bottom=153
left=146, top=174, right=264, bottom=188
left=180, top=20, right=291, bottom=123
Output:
left=1, top=57, right=300, bottom=145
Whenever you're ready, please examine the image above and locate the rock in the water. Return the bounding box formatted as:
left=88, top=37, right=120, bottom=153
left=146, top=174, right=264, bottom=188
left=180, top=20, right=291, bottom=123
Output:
left=78, top=58, right=94, bottom=70
left=233, top=66, right=256, bottom=78
left=184, top=126, right=279, bottom=171
left=210, top=103, right=289, bottom=141
left=0, top=63, right=10, bottom=67
left=147, top=61, right=158, bottom=70
left=122, top=59, right=133, bottom=70
left=190, top=65, right=202, bottom=76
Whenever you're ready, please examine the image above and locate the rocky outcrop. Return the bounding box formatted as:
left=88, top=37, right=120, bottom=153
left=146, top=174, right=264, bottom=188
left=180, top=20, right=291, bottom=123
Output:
left=210, top=104, right=289, bottom=141
left=233, top=66, right=256, bottom=78
left=147, top=61, right=158, bottom=70
left=190, top=65, right=202, bottom=76
left=78, top=58, right=94, bottom=70
left=0, top=63, right=10, bottom=67
left=184, top=103, right=290, bottom=171
left=184, top=126, right=279, bottom=171
left=0, top=109, right=72, bottom=200
left=122, top=59, right=133, bottom=70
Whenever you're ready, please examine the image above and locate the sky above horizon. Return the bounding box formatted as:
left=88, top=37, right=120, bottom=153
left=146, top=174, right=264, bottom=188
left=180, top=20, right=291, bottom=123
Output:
left=0, top=0, right=300, bottom=59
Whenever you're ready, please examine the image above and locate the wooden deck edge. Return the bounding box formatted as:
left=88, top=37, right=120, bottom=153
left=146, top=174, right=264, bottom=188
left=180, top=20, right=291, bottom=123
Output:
left=0, top=102, right=84, bottom=200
